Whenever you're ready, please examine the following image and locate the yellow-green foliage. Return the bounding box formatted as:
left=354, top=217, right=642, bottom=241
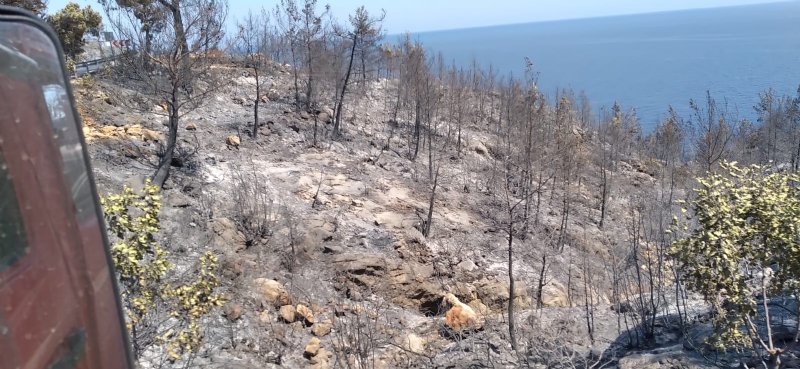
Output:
left=671, top=161, right=800, bottom=350
left=46, top=2, right=102, bottom=59
left=65, top=57, right=76, bottom=74
left=102, top=182, right=167, bottom=325
left=161, top=252, right=225, bottom=358
left=102, top=182, right=224, bottom=360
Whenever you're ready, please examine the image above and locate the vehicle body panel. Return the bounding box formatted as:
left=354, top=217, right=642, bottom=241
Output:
left=0, top=7, right=132, bottom=369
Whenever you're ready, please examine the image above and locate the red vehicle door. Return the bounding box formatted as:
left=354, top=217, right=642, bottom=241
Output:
left=0, top=7, right=132, bottom=369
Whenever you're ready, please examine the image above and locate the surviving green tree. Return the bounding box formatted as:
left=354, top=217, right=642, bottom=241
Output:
left=671, top=161, right=800, bottom=369
left=46, top=2, right=102, bottom=60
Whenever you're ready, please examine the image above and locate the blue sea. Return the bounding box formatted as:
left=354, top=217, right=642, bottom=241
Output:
left=412, top=1, right=800, bottom=131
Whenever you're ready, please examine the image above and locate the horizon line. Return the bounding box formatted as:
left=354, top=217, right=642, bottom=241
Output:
left=388, top=0, right=797, bottom=35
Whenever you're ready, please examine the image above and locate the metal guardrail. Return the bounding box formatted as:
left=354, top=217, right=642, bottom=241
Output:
left=74, top=55, right=121, bottom=76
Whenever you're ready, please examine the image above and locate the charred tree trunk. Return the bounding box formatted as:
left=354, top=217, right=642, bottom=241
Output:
left=153, top=91, right=180, bottom=187
left=252, top=67, right=260, bottom=138
left=304, top=27, right=314, bottom=110
left=536, top=254, right=547, bottom=308
left=412, top=99, right=422, bottom=161
left=507, top=219, right=517, bottom=352
left=333, top=34, right=358, bottom=138
left=290, top=43, right=300, bottom=108
left=423, top=167, right=439, bottom=237
left=599, top=166, right=608, bottom=228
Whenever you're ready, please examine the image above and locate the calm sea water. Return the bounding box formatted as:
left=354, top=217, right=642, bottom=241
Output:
left=412, top=2, right=800, bottom=131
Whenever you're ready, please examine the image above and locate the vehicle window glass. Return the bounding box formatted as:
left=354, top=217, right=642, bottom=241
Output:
left=43, top=83, right=95, bottom=222
left=0, top=22, right=96, bottom=224
left=0, top=149, right=27, bottom=271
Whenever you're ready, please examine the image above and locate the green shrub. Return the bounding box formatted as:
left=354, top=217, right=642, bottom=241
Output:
left=671, top=161, right=800, bottom=368
left=102, top=181, right=224, bottom=360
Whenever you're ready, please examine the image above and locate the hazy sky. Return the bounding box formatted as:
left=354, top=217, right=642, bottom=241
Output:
left=50, top=0, right=790, bottom=33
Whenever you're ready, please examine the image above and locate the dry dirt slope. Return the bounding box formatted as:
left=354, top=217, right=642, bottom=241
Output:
left=74, top=65, right=721, bottom=368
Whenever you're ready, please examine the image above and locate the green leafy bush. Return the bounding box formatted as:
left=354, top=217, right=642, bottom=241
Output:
left=102, top=181, right=224, bottom=360
left=671, top=161, right=800, bottom=368
left=46, top=2, right=102, bottom=59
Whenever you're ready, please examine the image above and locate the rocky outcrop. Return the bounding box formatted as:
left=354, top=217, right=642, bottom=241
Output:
left=253, top=278, right=291, bottom=308
left=211, top=218, right=246, bottom=251
left=312, top=319, right=332, bottom=337
left=395, top=333, right=426, bottom=354
left=474, top=276, right=532, bottom=310
left=279, top=304, right=297, bottom=323
left=304, top=337, right=331, bottom=368
left=226, top=134, right=241, bottom=147
left=540, top=281, right=570, bottom=307
left=617, top=347, right=718, bottom=369
left=223, top=303, right=243, bottom=322
left=142, top=129, right=164, bottom=142
left=332, top=253, right=441, bottom=315
left=296, top=304, right=315, bottom=325
left=303, top=336, right=321, bottom=358
left=443, top=293, right=481, bottom=331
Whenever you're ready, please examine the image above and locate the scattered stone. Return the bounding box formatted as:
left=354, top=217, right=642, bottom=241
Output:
left=154, top=102, right=167, bottom=113
left=333, top=305, right=348, bottom=317
left=211, top=218, right=246, bottom=252
left=395, top=333, right=425, bottom=354
left=226, top=135, right=241, bottom=147
left=472, top=140, right=489, bottom=156
left=304, top=337, right=321, bottom=359
left=299, top=218, right=336, bottom=253
left=253, top=278, right=291, bottom=307
left=309, top=347, right=331, bottom=367
left=318, top=111, right=332, bottom=123
left=322, top=245, right=343, bottom=254
left=443, top=293, right=481, bottom=331
left=223, top=303, right=243, bottom=322
left=474, top=276, right=532, bottom=309
left=296, top=304, right=315, bottom=325
left=265, top=89, right=280, bottom=101
left=118, top=144, right=141, bottom=159
left=142, top=129, right=163, bottom=142
left=541, top=281, right=570, bottom=307
left=165, top=191, right=192, bottom=208
left=312, top=319, right=332, bottom=337
left=124, top=125, right=143, bottom=136
left=618, top=350, right=715, bottom=369
left=457, top=259, right=477, bottom=272
left=257, top=311, right=272, bottom=325
left=467, top=299, right=491, bottom=316
left=99, top=125, right=117, bottom=136
left=279, top=305, right=297, bottom=323
left=221, top=257, right=243, bottom=280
